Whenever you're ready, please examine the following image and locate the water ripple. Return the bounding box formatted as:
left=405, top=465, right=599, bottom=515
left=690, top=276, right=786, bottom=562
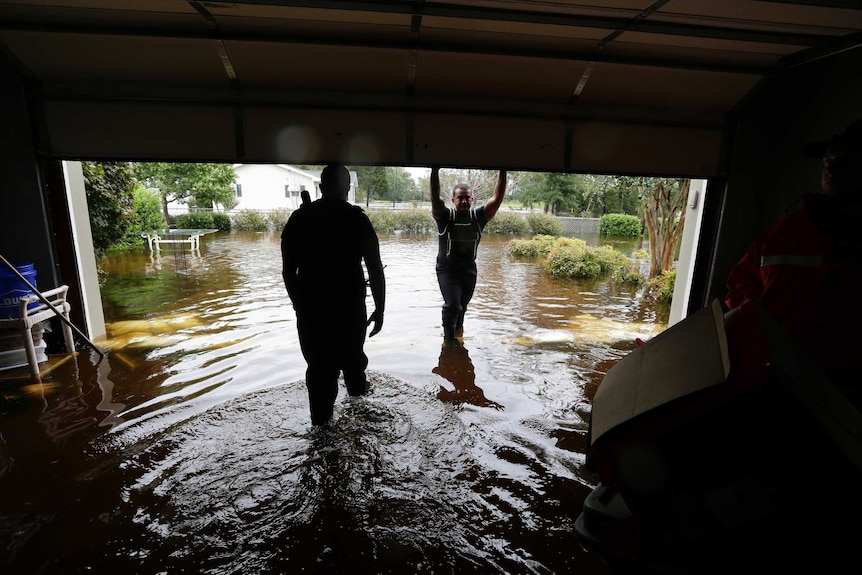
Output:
left=2, top=232, right=663, bottom=573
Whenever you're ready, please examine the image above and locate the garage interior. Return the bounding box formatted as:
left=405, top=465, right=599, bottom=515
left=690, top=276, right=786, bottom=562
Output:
left=0, top=3, right=861, bottom=571
left=0, top=0, right=860, bottom=336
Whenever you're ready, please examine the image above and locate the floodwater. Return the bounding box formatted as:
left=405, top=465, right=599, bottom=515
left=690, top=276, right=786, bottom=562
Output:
left=0, top=231, right=667, bottom=574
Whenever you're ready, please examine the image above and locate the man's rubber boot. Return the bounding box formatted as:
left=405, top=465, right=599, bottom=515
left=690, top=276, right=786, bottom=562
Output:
left=443, top=325, right=456, bottom=343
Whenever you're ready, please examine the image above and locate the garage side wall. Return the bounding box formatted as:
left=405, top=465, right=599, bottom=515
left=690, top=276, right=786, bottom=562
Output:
left=0, top=58, right=61, bottom=294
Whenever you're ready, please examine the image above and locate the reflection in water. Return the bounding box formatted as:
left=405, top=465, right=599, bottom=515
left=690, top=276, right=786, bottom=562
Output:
left=0, top=231, right=665, bottom=573
left=146, top=243, right=203, bottom=275
left=434, top=341, right=503, bottom=410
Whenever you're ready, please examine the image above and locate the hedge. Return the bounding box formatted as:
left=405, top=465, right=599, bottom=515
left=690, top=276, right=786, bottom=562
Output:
left=599, top=213, right=641, bottom=237
left=508, top=235, right=642, bottom=285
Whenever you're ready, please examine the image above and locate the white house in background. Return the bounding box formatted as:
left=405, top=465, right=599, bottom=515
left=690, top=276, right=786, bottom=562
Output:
left=232, top=164, right=357, bottom=210
left=166, top=164, right=358, bottom=215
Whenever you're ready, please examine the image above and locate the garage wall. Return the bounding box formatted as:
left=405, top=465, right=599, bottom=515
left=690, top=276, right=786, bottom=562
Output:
left=0, top=57, right=60, bottom=292
left=42, top=98, right=724, bottom=179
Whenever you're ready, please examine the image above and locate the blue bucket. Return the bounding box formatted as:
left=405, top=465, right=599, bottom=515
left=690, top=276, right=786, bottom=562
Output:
left=0, top=263, right=38, bottom=319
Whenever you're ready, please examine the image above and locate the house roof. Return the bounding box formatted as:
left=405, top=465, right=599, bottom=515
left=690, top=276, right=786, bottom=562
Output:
left=233, top=163, right=360, bottom=187
left=1, top=1, right=860, bottom=176
left=234, top=163, right=321, bottom=181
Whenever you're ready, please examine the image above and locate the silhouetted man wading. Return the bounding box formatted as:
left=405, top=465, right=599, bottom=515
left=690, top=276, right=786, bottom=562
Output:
left=281, top=163, right=385, bottom=425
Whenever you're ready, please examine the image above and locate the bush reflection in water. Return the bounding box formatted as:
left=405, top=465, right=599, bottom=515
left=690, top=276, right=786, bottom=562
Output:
left=0, top=231, right=666, bottom=573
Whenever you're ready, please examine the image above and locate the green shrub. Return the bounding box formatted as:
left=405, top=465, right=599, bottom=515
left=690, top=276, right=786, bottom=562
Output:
left=526, top=212, right=563, bottom=236
left=367, top=210, right=396, bottom=233
left=211, top=212, right=231, bottom=232
left=615, top=267, right=645, bottom=286
left=507, top=238, right=543, bottom=257
left=632, top=249, right=649, bottom=259
left=484, top=211, right=529, bottom=235
left=599, top=213, right=641, bottom=237
left=231, top=209, right=268, bottom=232
left=534, top=235, right=561, bottom=253
left=267, top=208, right=292, bottom=232
left=546, top=244, right=599, bottom=279
left=646, top=269, right=676, bottom=302
left=508, top=235, right=645, bottom=285
left=507, top=234, right=558, bottom=257
left=594, top=245, right=644, bottom=286
left=593, top=245, right=625, bottom=274
left=176, top=211, right=215, bottom=229
left=131, top=187, right=166, bottom=233
left=541, top=238, right=642, bottom=285
left=105, top=239, right=145, bottom=255
left=395, top=208, right=436, bottom=233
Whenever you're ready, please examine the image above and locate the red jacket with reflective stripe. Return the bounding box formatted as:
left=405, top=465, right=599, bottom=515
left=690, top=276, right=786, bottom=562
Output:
left=725, top=195, right=862, bottom=384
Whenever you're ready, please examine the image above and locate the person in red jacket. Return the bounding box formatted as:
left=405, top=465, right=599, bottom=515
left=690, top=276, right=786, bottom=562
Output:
left=725, top=119, right=862, bottom=393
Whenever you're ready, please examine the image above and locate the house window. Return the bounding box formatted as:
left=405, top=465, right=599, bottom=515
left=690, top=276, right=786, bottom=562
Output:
left=300, top=185, right=306, bottom=192
left=235, top=184, right=242, bottom=198
left=284, top=184, right=290, bottom=198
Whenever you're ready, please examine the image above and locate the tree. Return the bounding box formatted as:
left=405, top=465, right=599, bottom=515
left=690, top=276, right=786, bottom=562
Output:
left=415, top=173, right=431, bottom=198
left=602, top=177, right=642, bottom=216
left=134, top=162, right=238, bottom=223
left=352, top=166, right=389, bottom=205
left=384, top=167, right=418, bottom=203
left=433, top=168, right=505, bottom=206
left=579, top=174, right=637, bottom=217
left=641, top=178, right=690, bottom=278
left=131, top=186, right=167, bottom=233
left=351, top=166, right=426, bottom=204
left=518, top=171, right=583, bottom=214
left=82, top=161, right=136, bottom=260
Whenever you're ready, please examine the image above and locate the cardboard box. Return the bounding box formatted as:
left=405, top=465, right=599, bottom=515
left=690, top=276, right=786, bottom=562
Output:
left=590, top=299, right=730, bottom=445
left=585, top=299, right=862, bottom=558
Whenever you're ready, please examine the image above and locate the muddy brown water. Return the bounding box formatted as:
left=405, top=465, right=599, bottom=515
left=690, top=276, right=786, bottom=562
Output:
left=0, top=231, right=667, bottom=574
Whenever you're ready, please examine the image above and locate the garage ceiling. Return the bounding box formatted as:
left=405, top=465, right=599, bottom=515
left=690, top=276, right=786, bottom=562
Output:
left=1, top=0, right=860, bottom=176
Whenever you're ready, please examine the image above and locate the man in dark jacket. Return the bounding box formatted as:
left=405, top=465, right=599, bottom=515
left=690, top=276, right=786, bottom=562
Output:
left=281, top=163, right=385, bottom=425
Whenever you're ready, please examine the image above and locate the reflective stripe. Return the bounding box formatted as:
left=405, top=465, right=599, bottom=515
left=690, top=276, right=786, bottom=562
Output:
left=760, top=255, right=823, bottom=267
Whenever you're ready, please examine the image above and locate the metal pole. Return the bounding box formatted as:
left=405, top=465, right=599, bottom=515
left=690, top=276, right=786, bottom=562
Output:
left=0, top=254, right=105, bottom=358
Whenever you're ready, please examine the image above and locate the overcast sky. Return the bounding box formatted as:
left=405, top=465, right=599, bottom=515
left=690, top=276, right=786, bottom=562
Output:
left=404, top=167, right=430, bottom=182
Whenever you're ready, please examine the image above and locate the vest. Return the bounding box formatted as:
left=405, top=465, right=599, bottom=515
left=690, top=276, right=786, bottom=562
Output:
left=437, top=207, right=485, bottom=265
